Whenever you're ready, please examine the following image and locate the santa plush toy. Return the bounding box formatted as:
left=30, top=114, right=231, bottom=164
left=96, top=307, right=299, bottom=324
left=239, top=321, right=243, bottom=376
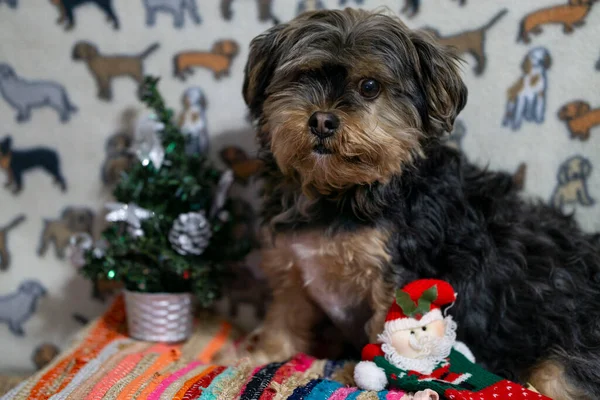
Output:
left=354, top=279, right=550, bottom=400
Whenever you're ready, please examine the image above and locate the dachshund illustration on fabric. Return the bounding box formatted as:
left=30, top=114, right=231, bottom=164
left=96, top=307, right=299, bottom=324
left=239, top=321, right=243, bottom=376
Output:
left=517, top=0, right=595, bottom=43
left=173, top=40, right=239, bottom=80
left=38, top=207, right=95, bottom=260
left=558, top=100, right=600, bottom=141
left=220, top=0, right=278, bottom=24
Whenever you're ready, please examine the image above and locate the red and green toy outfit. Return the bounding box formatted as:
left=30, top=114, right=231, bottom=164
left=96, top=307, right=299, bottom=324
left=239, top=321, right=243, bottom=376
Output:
left=355, top=279, right=551, bottom=400
left=362, top=343, right=549, bottom=400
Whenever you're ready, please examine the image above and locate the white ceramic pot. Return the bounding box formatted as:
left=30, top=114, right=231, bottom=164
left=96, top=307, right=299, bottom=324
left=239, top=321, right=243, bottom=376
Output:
left=124, top=290, right=193, bottom=342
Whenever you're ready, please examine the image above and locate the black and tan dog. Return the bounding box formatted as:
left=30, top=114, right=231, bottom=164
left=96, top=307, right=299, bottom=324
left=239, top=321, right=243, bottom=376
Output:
left=228, top=9, right=600, bottom=400
left=0, top=136, right=66, bottom=194
left=51, top=0, right=119, bottom=30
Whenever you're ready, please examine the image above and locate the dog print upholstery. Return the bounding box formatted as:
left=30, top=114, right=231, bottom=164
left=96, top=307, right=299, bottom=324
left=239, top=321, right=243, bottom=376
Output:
left=0, top=214, right=25, bottom=271
left=551, top=155, right=595, bottom=209
left=517, top=0, right=595, bottom=44
left=503, top=47, right=552, bottom=130
left=0, top=280, right=47, bottom=337
left=558, top=100, right=600, bottom=141
left=173, top=39, right=239, bottom=80
left=0, top=63, right=77, bottom=123
left=0, top=136, right=67, bottom=194
left=37, top=207, right=95, bottom=259
left=421, top=9, right=508, bottom=76
left=51, top=0, right=119, bottom=30
left=72, top=41, right=160, bottom=101
left=142, top=0, right=201, bottom=28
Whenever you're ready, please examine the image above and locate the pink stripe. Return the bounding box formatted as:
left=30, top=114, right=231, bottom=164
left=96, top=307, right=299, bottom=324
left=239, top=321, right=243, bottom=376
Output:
left=147, top=361, right=202, bottom=400
left=387, top=391, right=409, bottom=400
left=292, top=354, right=315, bottom=373
left=85, top=343, right=167, bottom=400
left=329, top=387, right=358, bottom=400
left=85, top=353, right=144, bottom=400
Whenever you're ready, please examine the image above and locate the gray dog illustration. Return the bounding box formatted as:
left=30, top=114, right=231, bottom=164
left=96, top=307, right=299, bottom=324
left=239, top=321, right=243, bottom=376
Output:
left=0, top=63, right=78, bottom=123
left=0, top=280, right=47, bottom=337
left=0, top=0, right=18, bottom=8
left=142, top=0, right=201, bottom=28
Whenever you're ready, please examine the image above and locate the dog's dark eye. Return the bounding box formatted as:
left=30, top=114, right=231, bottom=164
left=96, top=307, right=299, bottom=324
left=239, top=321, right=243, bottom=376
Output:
left=358, top=79, right=381, bottom=99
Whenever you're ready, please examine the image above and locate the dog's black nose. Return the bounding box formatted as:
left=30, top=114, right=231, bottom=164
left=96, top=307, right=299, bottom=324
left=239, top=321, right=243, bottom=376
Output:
left=309, top=112, right=339, bottom=138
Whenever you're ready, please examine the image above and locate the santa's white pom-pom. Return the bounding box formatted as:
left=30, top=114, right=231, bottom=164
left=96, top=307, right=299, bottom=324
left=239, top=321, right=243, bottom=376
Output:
left=453, top=341, right=476, bottom=363
left=354, top=361, right=388, bottom=391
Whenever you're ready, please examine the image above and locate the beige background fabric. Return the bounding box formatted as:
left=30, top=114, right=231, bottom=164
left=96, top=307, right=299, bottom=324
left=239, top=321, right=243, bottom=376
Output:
left=0, top=0, right=599, bottom=371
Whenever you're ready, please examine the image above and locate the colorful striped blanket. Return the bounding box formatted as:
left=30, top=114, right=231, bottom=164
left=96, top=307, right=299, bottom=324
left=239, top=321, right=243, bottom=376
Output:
left=1, top=296, right=411, bottom=400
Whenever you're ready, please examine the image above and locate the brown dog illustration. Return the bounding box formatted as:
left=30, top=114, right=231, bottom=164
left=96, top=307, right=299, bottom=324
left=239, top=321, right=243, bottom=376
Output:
left=517, top=0, right=596, bottom=44
left=402, top=0, right=466, bottom=18
left=551, top=155, right=595, bottom=209
left=38, top=207, right=95, bottom=259
left=72, top=41, right=160, bottom=101
left=0, top=214, right=25, bottom=271
left=220, top=0, right=278, bottom=23
left=422, top=9, right=507, bottom=76
left=219, top=146, right=263, bottom=185
left=558, top=100, right=600, bottom=141
left=101, top=109, right=138, bottom=186
left=173, top=40, right=239, bottom=81
left=32, top=343, right=60, bottom=370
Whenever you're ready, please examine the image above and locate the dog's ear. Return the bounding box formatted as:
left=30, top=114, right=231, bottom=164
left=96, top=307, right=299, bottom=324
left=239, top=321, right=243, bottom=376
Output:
left=581, top=158, right=592, bottom=178
left=542, top=51, right=552, bottom=70
left=557, top=163, right=569, bottom=184
left=243, top=23, right=288, bottom=120
left=410, top=30, right=468, bottom=134
left=0, top=136, right=12, bottom=155
left=577, top=101, right=591, bottom=115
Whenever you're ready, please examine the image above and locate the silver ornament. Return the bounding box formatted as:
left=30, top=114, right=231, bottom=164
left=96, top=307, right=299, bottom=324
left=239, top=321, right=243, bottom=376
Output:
left=131, top=113, right=165, bottom=169
left=69, top=232, right=93, bottom=268
left=105, top=202, right=154, bottom=230
left=68, top=233, right=107, bottom=267
left=169, top=212, right=212, bottom=256
left=209, top=169, right=234, bottom=218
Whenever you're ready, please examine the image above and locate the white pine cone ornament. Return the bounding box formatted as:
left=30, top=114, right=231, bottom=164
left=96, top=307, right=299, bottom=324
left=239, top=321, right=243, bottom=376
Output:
left=169, top=212, right=212, bottom=255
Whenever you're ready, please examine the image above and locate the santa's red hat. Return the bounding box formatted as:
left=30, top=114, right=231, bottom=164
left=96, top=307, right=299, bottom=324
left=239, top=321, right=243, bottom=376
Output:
left=384, top=279, right=457, bottom=334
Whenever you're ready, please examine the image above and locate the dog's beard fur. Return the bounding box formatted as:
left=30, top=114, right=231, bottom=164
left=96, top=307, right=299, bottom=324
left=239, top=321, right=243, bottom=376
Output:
left=263, top=87, right=424, bottom=197
left=244, top=8, right=467, bottom=198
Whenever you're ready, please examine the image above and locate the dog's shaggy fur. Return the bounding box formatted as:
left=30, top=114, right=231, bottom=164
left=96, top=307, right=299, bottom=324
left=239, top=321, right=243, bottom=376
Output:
left=238, top=9, right=600, bottom=400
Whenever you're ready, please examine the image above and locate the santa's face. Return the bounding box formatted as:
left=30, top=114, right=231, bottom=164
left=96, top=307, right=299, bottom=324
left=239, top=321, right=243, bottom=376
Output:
left=390, top=319, right=447, bottom=359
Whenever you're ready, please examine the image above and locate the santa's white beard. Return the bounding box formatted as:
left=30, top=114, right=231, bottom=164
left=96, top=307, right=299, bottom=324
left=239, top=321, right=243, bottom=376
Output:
left=378, top=316, right=457, bottom=375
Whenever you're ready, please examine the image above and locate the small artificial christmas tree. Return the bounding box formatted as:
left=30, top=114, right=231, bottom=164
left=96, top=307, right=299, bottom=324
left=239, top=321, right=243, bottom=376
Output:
left=80, top=77, right=252, bottom=307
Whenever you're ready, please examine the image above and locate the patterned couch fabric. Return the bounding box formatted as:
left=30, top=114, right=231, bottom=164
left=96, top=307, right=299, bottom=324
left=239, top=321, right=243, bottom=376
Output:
left=0, top=0, right=599, bottom=371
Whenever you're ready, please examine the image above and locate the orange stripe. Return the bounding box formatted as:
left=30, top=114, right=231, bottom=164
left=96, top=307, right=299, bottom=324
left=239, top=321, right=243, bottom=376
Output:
left=173, top=366, right=216, bottom=399
left=28, top=296, right=127, bottom=399
left=116, top=346, right=181, bottom=400
left=196, top=322, right=231, bottom=364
